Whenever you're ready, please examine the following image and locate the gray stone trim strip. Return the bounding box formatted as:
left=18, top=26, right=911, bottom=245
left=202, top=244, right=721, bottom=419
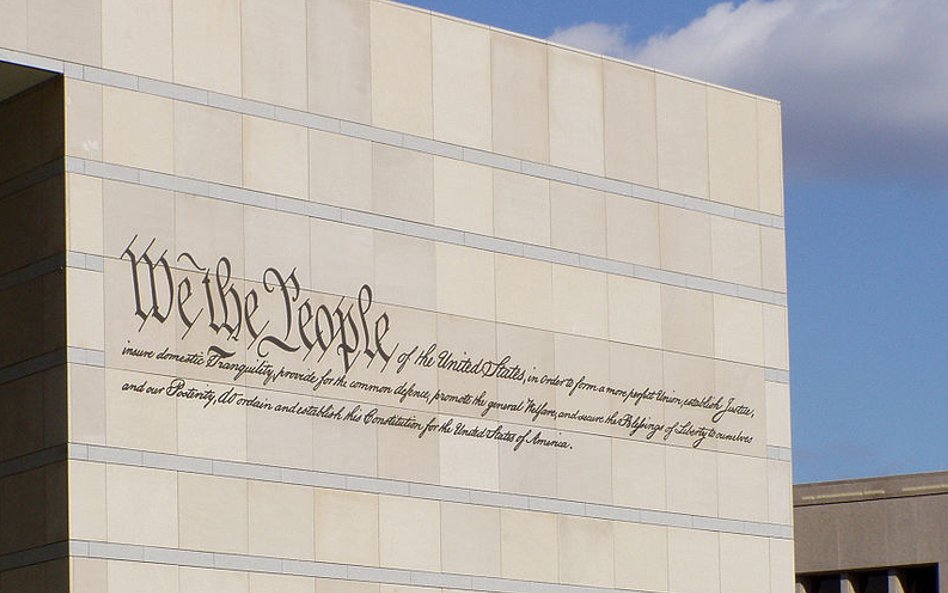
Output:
left=0, top=47, right=782, bottom=228
left=0, top=158, right=64, bottom=201
left=0, top=541, right=69, bottom=572
left=0, top=349, right=66, bottom=385
left=0, top=253, right=64, bottom=292
left=0, top=347, right=102, bottom=386
left=767, top=446, right=793, bottom=462
left=69, top=539, right=787, bottom=593
left=765, top=368, right=791, bottom=384
left=0, top=445, right=67, bottom=479
left=68, top=443, right=793, bottom=540
left=65, top=157, right=788, bottom=307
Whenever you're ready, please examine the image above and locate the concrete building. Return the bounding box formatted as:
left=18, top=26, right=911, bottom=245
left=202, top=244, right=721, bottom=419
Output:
left=795, top=472, right=947, bottom=593
left=0, top=1, right=790, bottom=592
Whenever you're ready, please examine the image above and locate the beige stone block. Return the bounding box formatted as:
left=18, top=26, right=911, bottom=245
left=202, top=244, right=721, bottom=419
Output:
left=249, top=481, right=314, bottom=560
left=179, top=473, right=247, bottom=553
left=714, top=295, right=765, bottom=365
left=180, top=568, right=248, bottom=593
left=714, top=361, right=766, bottom=451
left=718, top=454, right=768, bottom=521
left=549, top=48, right=603, bottom=175
left=67, top=175, right=103, bottom=255
left=557, top=432, right=612, bottom=504
left=378, top=495, right=441, bottom=571
left=764, top=304, right=790, bottom=370
left=614, top=524, right=668, bottom=591
left=372, top=144, right=433, bottom=222
left=550, top=183, right=605, bottom=256
left=439, top=426, right=499, bottom=491
left=308, top=0, right=371, bottom=123
left=432, top=16, right=491, bottom=149
left=65, top=81, right=102, bottom=161
left=72, top=558, right=107, bottom=593
left=370, top=1, right=432, bottom=136
left=552, top=265, right=607, bottom=339
left=102, top=179, right=175, bottom=257
left=104, top=368, right=177, bottom=453
left=243, top=115, right=309, bottom=199
left=310, top=130, right=372, bottom=210
left=434, top=315, right=497, bottom=413
left=312, top=408, right=378, bottom=476
left=709, top=87, right=758, bottom=210
left=69, top=364, right=105, bottom=444
left=311, top=219, right=375, bottom=297
left=174, top=102, right=242, bottom=186
left=558, top=515, right=614, bottom=587
left=720, top=533, right=770, bottom=593
left=252, top=573, right=315, bottom=593
left=768, top=459, right=793, bottom=525
left=770, top=537, right=796, bottom=593
left=174, top=192, right=245, bottom=273
left=662, top=351, right=715, bottom=404
left=603, top=61, right=658, bottom=186
left=608, top=275, right=662, bottom=348
left=493, top=170, right=550, bottom=246
left=0, top=374, right=44, bottom=460
left=758, top=99, right=785, bottom=215
left=317, top=580, right=378, bottom=593
left=612, top=439, right=666, bottom=510
left=247, top=391, right=314, bottom=470
left=491, top=32, right=548, bottom=162
left=374, top=232, right=436, bottom=310
left=108, top=561, right=178, bottom=593
left=0, top=0, right=27, bottom=50
left=711, top=217, right=762, bottom=287
left=668, top=528, right=720, bottom=593
left=605, top=195, right=660, bottom=267
left=241, top=0, right=307, bottom=109
left=433, top=157, right=493, bottom=235
left=441, top=502, right=501, bottom=576
left=66, top=268, right=104, bottom=350
left=244, top=206, right=311, bottom=287
left=376, top=408, right=439, bottom=484
left=0, top=465, right=61, bottom=554
left=102, top=0, right=172, bottom=79
left=314, top=489, right=378, bottom=566
left=500, top=509, right=557, bottom=581
left=499, top=432, right=557, bottom=494
left=173, top=0, right=241, bottom=95
left=665, top=447, right=717, bottom=516
left=28, top=0, right=101, bottom=64
left=761, top=226, right=788, bottom=292
left=102, top=87, right=173, bottom=173
left=766, top=381, right=792, bottom=448
left=659, top=205, right=712, bottom=277
left=656, top=74, right=709, bottom=199
left=495, top=255, right=552, bottom=330
left=106, top=465, right=178, bottom=547
left=68, top=461, right=106, bottom=541
left=661, top=286, right=713, bottom=357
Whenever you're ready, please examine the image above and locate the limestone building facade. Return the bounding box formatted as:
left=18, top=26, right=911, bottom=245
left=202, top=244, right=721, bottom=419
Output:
left=0, top=1, right=791, bottom=592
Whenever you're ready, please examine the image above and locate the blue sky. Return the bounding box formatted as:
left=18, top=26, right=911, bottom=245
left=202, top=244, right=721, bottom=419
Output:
left=401, top=0, right=948, bottom=483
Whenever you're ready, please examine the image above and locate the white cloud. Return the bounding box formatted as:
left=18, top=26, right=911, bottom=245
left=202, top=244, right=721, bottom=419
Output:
left=550, top=1, right=948, bottom=182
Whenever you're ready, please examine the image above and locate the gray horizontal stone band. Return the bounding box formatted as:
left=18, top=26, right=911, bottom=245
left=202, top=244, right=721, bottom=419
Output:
left=0, top=158, right=64, bottom=201
left=0, top=444, right=67, bottom=479
left=64, top=156, right=787, bottom=308
left=68, top=540, right=658, bottom=593
left=0, top=252, right=65, bottom=292
left=767, top=446, right=793, bottom=462
left=0, top=541, right=68, bottom=572
left=765, top=368, right=790, bottom=384
left=0, top=47, right=784, bottom=231
left=0, top=347, right=103, bottom=386
left=69, top=443, right=792, bottom=540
